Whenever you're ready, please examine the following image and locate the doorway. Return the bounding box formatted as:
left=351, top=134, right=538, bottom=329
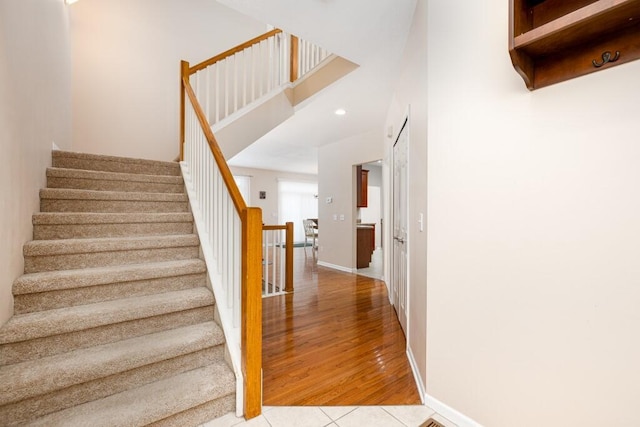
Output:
left=392, top=118, right=409, bottom=336
left=356, top=160, right=384, bottom=280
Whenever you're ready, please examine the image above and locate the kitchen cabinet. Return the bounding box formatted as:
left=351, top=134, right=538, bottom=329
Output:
left=356, top=166, right=369, bottom=208
left=357, top=225, right=375, bottom=268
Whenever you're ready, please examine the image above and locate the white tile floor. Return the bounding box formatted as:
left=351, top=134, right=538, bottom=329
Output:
left=201, top=405, right=457, bottom=427
left=356, top=247, right=384, bottom=280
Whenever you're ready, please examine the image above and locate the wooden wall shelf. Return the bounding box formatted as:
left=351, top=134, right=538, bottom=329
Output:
left=509, top=0, right=640, bottom=90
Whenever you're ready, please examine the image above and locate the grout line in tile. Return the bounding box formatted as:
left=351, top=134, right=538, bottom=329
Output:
left=319, top=406, right=359, bottom=423
left=381, top=407, right=410, bottom=427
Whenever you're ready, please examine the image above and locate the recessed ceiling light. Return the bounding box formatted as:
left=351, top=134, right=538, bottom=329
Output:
left=335, top=108, right=346, bottom=116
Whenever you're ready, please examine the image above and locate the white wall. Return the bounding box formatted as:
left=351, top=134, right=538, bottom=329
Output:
left=230, top=165, right=317, bottom=226
left=0, top=0, right=73, bottom=326
left=70, top=0, right=266, bottom=161
left=318, top=129, right=384, bottom=270
left=384, top=0, right=428, bottom=405
left=423, top=1, right=640, bottom=426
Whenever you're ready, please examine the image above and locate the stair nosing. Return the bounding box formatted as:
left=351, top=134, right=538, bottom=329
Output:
left=47, top=167, right=184, bottom=185
left=39, top=188, right=188, bottom=202
left=32, top=212, right=193, bottom=225
left=13, top=259, right=206, bottom=295
left=52, top=150, right=180, bottom=170
left=0, top=287, right=214, bottom=344
left=27, top=361, right=234, bottom=427
left=0, top=322, right=223, bottom=406
left=23, top=234, right=199, bottom=257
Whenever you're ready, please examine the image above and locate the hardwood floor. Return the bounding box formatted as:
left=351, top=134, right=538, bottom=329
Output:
left=262, top=247, right=420, bottom=406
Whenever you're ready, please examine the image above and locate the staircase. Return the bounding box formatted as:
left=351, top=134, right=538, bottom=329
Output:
left=0, top=150, right=235, bottom=426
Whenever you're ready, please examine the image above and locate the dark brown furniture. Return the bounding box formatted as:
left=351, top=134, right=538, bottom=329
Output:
left=509, top=0, right=640, bottom=90
left=357, top=225, right=375, bottom=268
left=356, top=165, right=369, bottom=208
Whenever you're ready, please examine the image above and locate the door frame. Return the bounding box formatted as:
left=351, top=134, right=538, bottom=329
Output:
left=390, top=113, right=410, bottom=340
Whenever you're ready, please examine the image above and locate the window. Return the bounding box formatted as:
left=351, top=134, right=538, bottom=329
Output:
left=278, top=180, right=318, bottom=243
left=233, top=175, right=251, bottom=205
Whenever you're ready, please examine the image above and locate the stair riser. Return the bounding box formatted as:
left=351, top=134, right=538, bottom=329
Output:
left=0, top=305, right=215, bottom=365
left=33, top=221, right=194, bottom=240
left=52, top=156, right=180, bottom=176
left=24, top=246, right=199, bottom=273
left=0, top=346, right=223, bottom=426
left=149, top=394, right=235, bottom=427
left=14, top=273, right=206, bottom=314
left=41, top=199, right=189, bottom=213
left=47, top=176, right=185, bottom=194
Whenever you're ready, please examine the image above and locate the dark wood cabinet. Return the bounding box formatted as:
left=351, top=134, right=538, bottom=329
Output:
left=509, top=0, right=640, bottom=90
left=356, top=166, right=368, bottom=208
left=357, top=225, right=375, bottom=268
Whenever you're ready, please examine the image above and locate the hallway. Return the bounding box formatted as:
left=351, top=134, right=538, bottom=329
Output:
left=262, top=248, right=420, bottom=405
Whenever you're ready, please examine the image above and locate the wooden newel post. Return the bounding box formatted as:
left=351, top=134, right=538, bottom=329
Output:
left=179, top=60, right=190, bottom=161
left=289, top=35, right=299, bottom=83
left=242, top=207, right=263, bottom=419
left=285, top=222, right=294, bottom=293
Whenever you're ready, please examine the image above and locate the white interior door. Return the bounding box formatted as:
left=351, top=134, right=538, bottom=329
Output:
left=392, top=119, right=409, bottom=336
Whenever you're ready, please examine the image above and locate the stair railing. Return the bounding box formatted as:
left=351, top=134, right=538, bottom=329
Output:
left=181, top=78, right=262, bottom=419
left=262, top=223, right=294, bottom=297
left=179, top=29, right=329, bottom=420
left=184, top=29, right=331, bottom=132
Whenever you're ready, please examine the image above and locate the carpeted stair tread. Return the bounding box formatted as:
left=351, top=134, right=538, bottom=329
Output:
left=40, top=188, right=189, bottom=214
left=13, top=259, right=206, bottom=295
left=40, top=187, right=188, bottom=202
left=0, top=322, right=224, bottom=406
left=32, top=212, right=195, bottom=240
left=52, top=150, right=181, bottom=176
left=47, top=167, right=185, bottom=194
left=23, top=234, right=198, bottom=257
left=0, top=287, right=214, bottom=344
left=27, top=362, right=235, bottom=427
left=32, top=212, right=193, bottom=225
left=47, top=167, right=184, bottom=185
left=2, top=149, right=234, bottom=425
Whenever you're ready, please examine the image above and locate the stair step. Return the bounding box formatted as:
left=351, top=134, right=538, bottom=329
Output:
left=40, top=188, right=189, bottom=213
left=0, top=346, right=224, bottom=426
left=0, top=287, right=214, bottom=345
left=23, top=234, right=199, bottom=273
left=32, top=212, right=194, bottom=239
left=0, top=322, right=225, bottom=407
left=13, top=259, right=206, bottom=314
left=0, top=288, right=215, bottom=364
left=27, top=362, right=235, bottom=427
left=52, top=150, right=181, bottom=176
left=47, top=167, right=185, bottom=194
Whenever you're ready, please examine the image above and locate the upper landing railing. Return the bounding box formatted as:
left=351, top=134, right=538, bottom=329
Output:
left=185, top=29, right=329, bottom=130
left=179, top=30, right=328, bottom=420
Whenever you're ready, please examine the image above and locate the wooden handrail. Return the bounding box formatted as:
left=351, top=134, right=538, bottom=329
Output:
left=242, top=207, right=263, bottom=419
left=190, top=29, right=283, bottom=75
left=262, top=225, right=286, bottom=231
left=182, top=75, right=247, bottom=215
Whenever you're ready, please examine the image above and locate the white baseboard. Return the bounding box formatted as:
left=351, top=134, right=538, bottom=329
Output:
left=406, top=347, right=426, bottom=404
left=424, top=394, right=484, bottom=427
left=317, top=261, right=353, bottom=274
